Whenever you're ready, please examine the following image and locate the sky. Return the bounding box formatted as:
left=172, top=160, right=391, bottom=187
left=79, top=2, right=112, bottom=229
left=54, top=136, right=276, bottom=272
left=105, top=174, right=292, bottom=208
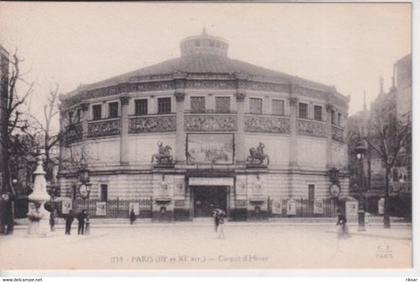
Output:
left=0, top=2, right=411, bottom=129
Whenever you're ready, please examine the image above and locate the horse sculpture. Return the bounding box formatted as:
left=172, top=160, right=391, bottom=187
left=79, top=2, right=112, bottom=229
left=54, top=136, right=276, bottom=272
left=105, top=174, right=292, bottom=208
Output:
left=247, top=142, right=269, bottom=166
left=151, top=142, right=173, bottom=165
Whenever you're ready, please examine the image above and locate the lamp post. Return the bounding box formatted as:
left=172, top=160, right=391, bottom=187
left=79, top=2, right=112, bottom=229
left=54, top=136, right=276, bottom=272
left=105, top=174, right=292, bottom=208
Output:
left=79, top=154, right=90, bottom=220
left=355, top=140, right=367, bottom=231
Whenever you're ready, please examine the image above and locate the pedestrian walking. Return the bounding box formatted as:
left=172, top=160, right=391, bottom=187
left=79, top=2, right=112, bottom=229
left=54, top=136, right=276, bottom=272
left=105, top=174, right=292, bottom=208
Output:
left=65, top=210, right=74, bottom=235
left=212, top=209, right=220, bottom=232
left=77, top=210, right=87, bottom=235
left=216, top=209, right=226, bottom=239
left=336, top=209, right=349, bottom=239
left=85, top=214, right=90, bottom=235
left=129, top=208, right=136, bottom=225
left=49, top=208, right=56, bottom=232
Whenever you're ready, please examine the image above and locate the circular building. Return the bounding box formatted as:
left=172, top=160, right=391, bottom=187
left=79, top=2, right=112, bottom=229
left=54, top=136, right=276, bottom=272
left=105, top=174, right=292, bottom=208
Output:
left=59, top=30, right=350, bottom=220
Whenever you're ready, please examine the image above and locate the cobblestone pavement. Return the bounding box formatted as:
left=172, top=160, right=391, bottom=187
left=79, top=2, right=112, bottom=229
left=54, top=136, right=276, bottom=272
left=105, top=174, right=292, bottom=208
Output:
left=0, top=223, right=412, bottom=270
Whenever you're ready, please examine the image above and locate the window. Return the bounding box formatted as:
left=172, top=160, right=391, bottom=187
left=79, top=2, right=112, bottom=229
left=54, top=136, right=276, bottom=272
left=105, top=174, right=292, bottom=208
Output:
left=68, top=111, right=74, bottom=124
left=195, top=40, right=200, bottom=47
left=314, top=105, right=323, bottom=121
left=108, top=102, right=119, bottom=118
left=337, top=113, right=342, bottom=126
left=331, top=110, right=336, bottom=125
left=100, top=184, right=108, bottom=202
left=72, top=184, right=77, bottom=200
left=215, top=97, right=231, bottom=113
left=158, top=97, right=171, bottom=114
left=135, top=99, right=148, bottom=115
left=272, top=99, right=285, bottom=116
left=92, top=105, right=102, bottom=120
left=250, top=98, right=263, bottom=114
left=298, top=103, right=308, bottom=119
left=190, top=96, right=206, bottom=113
left=76, top=109, right=81, bottom=122
left=308, top=184, right=315, bottom=202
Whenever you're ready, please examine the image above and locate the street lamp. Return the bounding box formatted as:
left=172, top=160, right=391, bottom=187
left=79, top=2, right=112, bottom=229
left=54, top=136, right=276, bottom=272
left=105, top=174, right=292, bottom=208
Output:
left=79, top=154, right=91, bottom=224
left=355, top=139, right=367, bottom=231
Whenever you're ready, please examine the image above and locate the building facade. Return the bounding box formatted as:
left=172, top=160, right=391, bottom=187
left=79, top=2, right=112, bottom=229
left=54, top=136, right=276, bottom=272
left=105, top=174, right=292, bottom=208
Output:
left=58, top=31, right=350, bottom=220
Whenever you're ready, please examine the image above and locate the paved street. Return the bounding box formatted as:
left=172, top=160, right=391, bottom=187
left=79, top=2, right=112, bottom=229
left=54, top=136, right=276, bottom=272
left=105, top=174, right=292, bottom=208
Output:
left=0, top=222, right=412, bottom=270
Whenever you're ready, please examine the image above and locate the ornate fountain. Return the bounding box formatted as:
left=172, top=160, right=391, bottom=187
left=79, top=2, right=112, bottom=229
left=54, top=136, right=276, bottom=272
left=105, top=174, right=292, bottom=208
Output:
left=27, top=154, right=51, bottom=237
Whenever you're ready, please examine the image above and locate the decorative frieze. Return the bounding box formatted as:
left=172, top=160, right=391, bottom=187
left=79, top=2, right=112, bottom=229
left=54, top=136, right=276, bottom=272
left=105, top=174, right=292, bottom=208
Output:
left=88, top=119, right=121, bottom=138
left=332, top=125, right=345, bottom=142
left=297, top=119, right=326, bottom=138
left=185, top=80, right=236, bottom=89
left=129, top=115, right=176, bottom=133
left=245, top=115, right=290, bottom=134
left=184, top=114, right=237, bottom=131
left=244, top=81, right=290, bottom=93
left=64, top=122, right=83, bottom=144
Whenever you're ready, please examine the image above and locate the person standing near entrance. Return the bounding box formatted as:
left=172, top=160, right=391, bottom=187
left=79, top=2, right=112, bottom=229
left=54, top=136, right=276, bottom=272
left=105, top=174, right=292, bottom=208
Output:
left=65, top=210, right=74, bottom=235
left=212, top=208, right=220, bottom=232
left=336, top=208, right=349, bottom=239
left=77, top=210, right=87, bottom=235
left=49, top=208, right=56, bottom=232
left=217, top=209, right=226, bottom=239
left=129, top=208, right=136, bottom=225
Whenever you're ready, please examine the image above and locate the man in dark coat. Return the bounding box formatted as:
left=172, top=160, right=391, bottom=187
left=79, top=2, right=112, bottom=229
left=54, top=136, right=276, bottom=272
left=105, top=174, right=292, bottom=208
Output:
left=65, top=210, right=74, bottom=235
left=129, top=208, right=136, bottom=225
left=77, top=210, right=87, bottom=235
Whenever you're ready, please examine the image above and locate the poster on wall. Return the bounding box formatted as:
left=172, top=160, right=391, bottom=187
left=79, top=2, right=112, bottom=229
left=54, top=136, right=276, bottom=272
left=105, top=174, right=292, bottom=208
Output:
left=61, top=198, right=72, bottom=214
left=345, top=200, right=358, bottom=220
left=96, top=202, right=107, bottom=216
left=313, top=199, right=323, bottom=214
left=272, top=200, right=283, bottom=214
left=129, top=202, right=140, bottom=216
left=186, top=133, right=234, bottom=164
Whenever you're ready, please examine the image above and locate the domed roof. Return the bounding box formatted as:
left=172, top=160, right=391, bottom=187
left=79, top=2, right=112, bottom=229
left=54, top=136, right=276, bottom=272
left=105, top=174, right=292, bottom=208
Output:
left=69, top=30, right=335, bottom=94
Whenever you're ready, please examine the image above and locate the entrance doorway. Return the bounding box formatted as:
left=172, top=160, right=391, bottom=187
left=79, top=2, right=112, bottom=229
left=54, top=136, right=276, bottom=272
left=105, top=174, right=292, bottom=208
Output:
left=192, top=186, right=227, bottom=217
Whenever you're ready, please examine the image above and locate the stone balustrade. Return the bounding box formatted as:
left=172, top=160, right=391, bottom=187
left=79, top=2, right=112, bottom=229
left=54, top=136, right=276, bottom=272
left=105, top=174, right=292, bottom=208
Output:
left=129, top=114, right=176, bottom=134
left=64, top=122, right=83, bottom=144
left=184, top=113, right=237, bottom=131
left=88, top=118, right=121, bottom=138
left=245, top=115, right=290, bottom=134
left=297, top=119, right=326, bottom=137
left=332, top=125, right=345, bottom=142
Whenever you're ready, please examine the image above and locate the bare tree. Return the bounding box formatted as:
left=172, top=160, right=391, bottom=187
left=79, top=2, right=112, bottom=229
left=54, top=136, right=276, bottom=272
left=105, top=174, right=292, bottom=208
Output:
left=366, top=91, right=411, bottom=228
left=29, top=85, right=62, bottom=181
left=0, top=51, right=34, bottom=195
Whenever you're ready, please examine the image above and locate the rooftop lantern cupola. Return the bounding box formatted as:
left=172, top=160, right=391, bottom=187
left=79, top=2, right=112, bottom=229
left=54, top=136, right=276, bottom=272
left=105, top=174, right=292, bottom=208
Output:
left=180, top=28, right=229, bottom=57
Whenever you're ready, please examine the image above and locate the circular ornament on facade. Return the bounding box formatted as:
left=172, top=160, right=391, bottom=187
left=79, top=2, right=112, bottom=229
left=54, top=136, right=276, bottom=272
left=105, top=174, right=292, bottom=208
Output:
left=329, top=184, right=341, bottom=198
left=1, top=193, right=10, bottom=201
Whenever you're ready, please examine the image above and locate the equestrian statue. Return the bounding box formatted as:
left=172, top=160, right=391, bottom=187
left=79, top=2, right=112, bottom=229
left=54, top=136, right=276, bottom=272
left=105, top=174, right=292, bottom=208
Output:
left=247, top=142, right=269, bottom=166
left=151, top=142, right=173, bottom=165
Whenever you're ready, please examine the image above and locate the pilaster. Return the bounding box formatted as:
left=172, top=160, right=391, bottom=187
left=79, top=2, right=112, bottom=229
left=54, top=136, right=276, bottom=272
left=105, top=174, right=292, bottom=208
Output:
left=120, top=96, right=130, bottom=165
left=326, top=103, right=333, bottom=168
left=175, top=90, right=186, bottom=164
left=235, top=90, right=246, bottom=164
left=288, top=94, right=298, bottom=168
left=81, top=102, right=89, bottom=141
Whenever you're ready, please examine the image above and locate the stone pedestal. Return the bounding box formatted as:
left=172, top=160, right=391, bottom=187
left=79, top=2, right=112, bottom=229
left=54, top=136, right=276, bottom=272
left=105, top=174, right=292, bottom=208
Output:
left=27, top=156, right=50, bottom=237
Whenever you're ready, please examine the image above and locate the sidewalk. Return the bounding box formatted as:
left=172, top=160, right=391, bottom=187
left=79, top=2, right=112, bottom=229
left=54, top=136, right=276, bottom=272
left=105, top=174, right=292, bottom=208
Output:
left=13, top=215, right=411, bottom=229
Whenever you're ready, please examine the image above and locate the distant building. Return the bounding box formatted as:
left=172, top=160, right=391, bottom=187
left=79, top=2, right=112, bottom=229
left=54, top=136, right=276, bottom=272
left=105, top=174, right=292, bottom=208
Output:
left=394, top=54, right=412, bottom=123
left=350, top=54, right=412, bottom=217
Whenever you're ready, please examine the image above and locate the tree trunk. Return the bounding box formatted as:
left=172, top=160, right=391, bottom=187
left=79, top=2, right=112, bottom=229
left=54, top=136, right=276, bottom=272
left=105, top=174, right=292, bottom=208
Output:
left=384, top=166, right=391, bottom=228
